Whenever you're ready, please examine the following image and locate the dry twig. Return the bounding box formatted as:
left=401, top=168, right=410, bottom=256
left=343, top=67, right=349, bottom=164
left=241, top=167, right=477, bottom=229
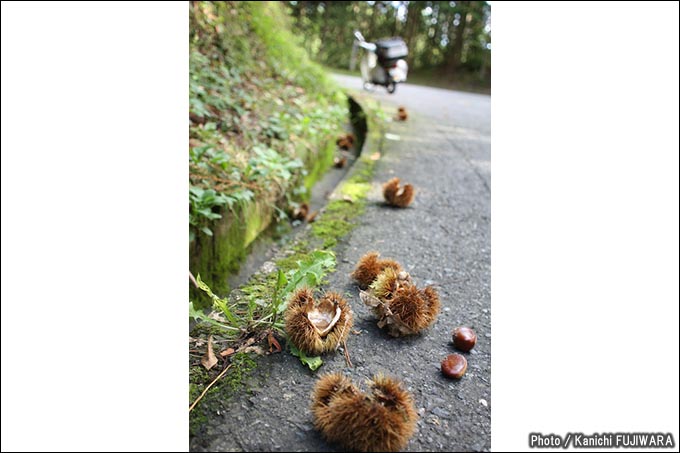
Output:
left=189, top=363, right=233, bottom=412
left=342, top=339, right=353, bottom=368
left=189, top=271, right=199, bottom=289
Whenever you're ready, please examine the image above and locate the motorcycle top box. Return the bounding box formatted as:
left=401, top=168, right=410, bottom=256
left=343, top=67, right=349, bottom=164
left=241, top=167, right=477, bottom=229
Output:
left=375, top=38, right=408, bottom=61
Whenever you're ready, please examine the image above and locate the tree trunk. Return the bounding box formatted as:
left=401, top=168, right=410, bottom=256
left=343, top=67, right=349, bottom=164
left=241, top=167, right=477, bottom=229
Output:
left=431, top=2, right=440, bottom=46
left=447, top=1, right=469, bottom=76
left=404, top=1, right=421, bottom=58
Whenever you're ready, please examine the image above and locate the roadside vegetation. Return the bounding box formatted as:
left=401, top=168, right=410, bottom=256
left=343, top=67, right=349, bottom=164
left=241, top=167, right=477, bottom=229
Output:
left=188, top=1, right=388, bottom=434
left=189, top=106, right=386, bottom=434
left=189, top=1, right=348, bottom=301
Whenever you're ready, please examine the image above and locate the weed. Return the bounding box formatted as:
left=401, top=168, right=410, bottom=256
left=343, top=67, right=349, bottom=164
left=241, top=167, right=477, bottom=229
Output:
left=190, top=250, right=336, bottom=346
left=189, top=2, right=347, bottom=244
left=189, top=186, right=230, bottom=240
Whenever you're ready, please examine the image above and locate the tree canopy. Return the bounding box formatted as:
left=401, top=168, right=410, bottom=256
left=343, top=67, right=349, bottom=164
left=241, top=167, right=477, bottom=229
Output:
left=285, top=1, right=491, bottom=89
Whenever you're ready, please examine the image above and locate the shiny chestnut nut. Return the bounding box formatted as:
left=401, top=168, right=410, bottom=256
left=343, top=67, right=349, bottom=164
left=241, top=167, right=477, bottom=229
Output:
left=452, top=326, right=477, bottom=352
left=441, top=354, right=467, bottom=379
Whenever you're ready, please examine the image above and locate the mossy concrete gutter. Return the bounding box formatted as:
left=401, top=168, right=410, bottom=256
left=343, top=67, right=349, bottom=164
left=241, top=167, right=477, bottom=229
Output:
left=230, top=93, right=383, bottom=307
left=215, top=94, right=382, bottom=322
left=307, top=95, right=385, bottom=248
left=189, top=138, right=336, bottom=304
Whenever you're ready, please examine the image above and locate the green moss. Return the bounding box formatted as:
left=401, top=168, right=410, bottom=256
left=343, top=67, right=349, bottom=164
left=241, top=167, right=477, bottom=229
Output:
left=238, top=239, right=315, bottom=306
left=223, top=353, right=257, bottom=393
left=303, top=139, right=336, bottom=193
left=190, top=205, right=248, bottom=308
left=310, top=156, right=376, bottom=248
left=190, top=323, right=233, bottom=339
left=274, top=252, right=308, bottom=274
left=189, top=366, right=211, bottom=436
left=189, top=406, right=207, bottom=437
left=189, top=383, right=202, bottom=406
left=189, top=366, right=210, bottom=384
left=290, top=239, right=309, bottom=253
left=311, top=218, right=354, bottom=248
left=189, top=352, right=258, bottom=437
left=339, top=181, right=370, bottom=199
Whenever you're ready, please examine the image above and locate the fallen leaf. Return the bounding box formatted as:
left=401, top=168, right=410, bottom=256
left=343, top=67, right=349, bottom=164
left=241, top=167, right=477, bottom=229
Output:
left=201, top=335, right=218, bottom=370
left=306, top=210, right=319, bottom=223
left=342, top=195, right=354, bottom=203
left=268, top=332, right=282, bottom=353
left=359, top=290, right=382, bottom=308
left=219, top=347, right=235, bottom=357
left=360, top=290, right=417, bottom=337
left=369, top=152, right=381, bottom=161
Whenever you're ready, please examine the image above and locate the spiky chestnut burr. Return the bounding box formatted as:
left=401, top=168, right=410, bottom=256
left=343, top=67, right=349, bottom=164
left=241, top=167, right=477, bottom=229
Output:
left=310, top=373, right=358, bottom=416
left=287, top=286, right=315, bottom=310
left=421, top=285, right=441, bottom=325
left=336, top=133, right=355, bottom=146
left=383, top=177, right=415, bottom=208
left=336, top=133, right=355, bottom=150
left=350, top=251, right=403, bottom=290
left=284, top=289, right=353, bottom=355
left=361, top=273, right=441, bottom=337
left=333, top=156, right=347, bottom=168
left=311, top=373, right=417, bottom=452
left=368, top=267, right=412, bottom=304
left=291, top=202, right=310, bottom=221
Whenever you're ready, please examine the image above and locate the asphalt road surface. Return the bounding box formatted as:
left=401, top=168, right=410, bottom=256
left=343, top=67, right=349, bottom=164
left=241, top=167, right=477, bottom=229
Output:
left=190, top=74, right=491, bottom=452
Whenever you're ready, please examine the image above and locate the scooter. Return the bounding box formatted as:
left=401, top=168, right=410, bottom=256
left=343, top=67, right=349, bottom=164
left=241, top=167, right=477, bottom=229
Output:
left=351, top=30, right=408, bottom=94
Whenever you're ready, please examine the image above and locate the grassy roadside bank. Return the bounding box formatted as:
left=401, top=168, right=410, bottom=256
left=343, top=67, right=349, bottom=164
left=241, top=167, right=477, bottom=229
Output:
left=189, top=2, right=348, bottom=304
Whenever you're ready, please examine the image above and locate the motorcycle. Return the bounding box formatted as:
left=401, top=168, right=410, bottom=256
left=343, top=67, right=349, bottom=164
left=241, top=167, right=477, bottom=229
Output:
left=351, top=30, right=408, bottom=94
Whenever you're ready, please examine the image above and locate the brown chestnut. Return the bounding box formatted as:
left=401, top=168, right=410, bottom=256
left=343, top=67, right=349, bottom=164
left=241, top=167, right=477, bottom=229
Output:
left=452, top=326, right=477, bottom=352
left=441, top=354, right=467, bottom=379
